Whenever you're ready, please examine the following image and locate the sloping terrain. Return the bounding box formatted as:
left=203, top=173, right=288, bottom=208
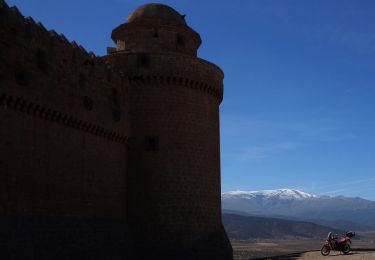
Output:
left=223, top=214, right=343, bottom=240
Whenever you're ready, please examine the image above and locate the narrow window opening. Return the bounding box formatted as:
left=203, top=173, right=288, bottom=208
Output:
left=25, top=24, right=32, bottom=38
left=177, top=34, right=185, bottom=46
left=83, top=59, right=94, bottom=66
left=111, top=88, right=119, bottom=105
left=107, top=71, right=112, bottom=82
left=35, top=49, right=47, bottom=72
left=112, top=109, right=121, bottom=122
left=0, top=93, right=6, bottom=106
left=15, top=69, right=29, bottom=86
left=145, top=136, right=159, bottom=151
left=153, top=28, right=159, bottom=38
left=72, top=51, right=77, bottom=64
left=136, top=53, right=149, bottom=68
left=79, top=73, right=86, bottom=88
left=83, top=96, right=93, bottom=111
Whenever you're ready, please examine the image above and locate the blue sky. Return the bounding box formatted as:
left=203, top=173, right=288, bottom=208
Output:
left=7, top=0, right=375, bottom=200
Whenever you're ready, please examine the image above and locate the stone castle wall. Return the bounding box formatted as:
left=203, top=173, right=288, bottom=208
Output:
left=0, top=1, right=233, bottom=259
left=104, top=49, right=230, bottom=258
left=0, top=1, right=129, bottom=219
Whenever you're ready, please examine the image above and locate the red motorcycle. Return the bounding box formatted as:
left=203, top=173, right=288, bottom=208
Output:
left=321, top=231, right=355, bottom=256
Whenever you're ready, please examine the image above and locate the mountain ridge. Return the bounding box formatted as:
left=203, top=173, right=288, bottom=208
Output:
left=222, top=189, right=316, bottom=200
left=222, top=188, right=375, bottom=231
left=222, top=188, right=375, bottom=202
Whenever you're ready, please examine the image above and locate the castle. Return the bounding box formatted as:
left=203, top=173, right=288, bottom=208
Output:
left=0, top=1, right=232, bottom=259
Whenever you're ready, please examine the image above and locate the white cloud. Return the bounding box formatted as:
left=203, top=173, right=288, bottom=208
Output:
left=239, top=142, right=299, bottom=160
left=317, top=177, right=375, bottom=190
left=329, top=28, right=375, bottom=54
left=221, top=115, right=357, bottom=144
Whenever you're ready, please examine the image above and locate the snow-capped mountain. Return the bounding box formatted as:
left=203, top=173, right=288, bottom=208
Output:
left=222, top=188, right=375, bottom=231
left=222, top=189, right=316, bottom=200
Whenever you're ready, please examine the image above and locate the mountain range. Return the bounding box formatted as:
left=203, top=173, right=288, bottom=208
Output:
left=222, top=189, right=375, bottom=231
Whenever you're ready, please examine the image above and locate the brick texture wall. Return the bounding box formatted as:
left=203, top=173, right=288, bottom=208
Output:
left=0, top=1, right=129, bottom=219
left=105, top=21, right=232, bottom=257
left=0, top=3, right=132, bottom=258
left=0, top=1, right=233, bottom=259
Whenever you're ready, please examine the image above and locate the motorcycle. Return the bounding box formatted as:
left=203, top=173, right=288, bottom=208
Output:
left=321, top=231, right=355, bottom=256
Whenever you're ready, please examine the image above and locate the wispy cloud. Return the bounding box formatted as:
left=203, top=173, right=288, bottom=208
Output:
left=221, top=115, right=358, bottom=163
left=309, top=177, right=375, bottom=198
left=221, top=115, right=357, bottom=143
left=315, top=177, right=375, bottom=191
left=320, top=189, right=350, bottom=195
left=239, top=142, right=299, bottom=160
left=329, top=28, right=375, bottom=54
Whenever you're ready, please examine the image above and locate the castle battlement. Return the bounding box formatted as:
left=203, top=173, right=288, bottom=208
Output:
left=1, top=1, right=128, bottom=133
left=0, top=1, right=232, bottom=259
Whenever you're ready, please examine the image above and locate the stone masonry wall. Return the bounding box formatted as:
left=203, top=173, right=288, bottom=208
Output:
left=0, top=3, right=132, bottom=258
left=0, top=1, right=233, bottom=258
left=105, top=51, right=232, bottom=259
left=0, top=1, right=129, bottom=219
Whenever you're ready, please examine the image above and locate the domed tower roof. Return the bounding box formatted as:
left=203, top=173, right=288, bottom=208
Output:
left=126, top=3, right=186, bottom=26
left=110, top=3, right=201, bottom=56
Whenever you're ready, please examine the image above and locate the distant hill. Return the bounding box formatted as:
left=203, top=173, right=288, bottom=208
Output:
left=222, top=213, right=344, bottom=240
left=222, top=189, right=375, bottom=231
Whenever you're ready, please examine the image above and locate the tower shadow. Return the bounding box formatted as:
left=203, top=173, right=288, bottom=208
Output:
left=248, top=251, right=306, bottom=260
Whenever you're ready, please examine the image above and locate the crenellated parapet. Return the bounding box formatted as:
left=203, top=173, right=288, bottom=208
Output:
left=1, top=4, right=89, bottom=58
left=0, top=0, right=130, bottom=225
left=0, top=1, right=128, bottom=134
left=0, top=1, right=233, bottom=259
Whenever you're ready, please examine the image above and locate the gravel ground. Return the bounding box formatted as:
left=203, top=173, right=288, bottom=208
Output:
left=250, top=249, right=375, bottom=260
left=297, top=250, right=375, bottom=260
left=246, top=249, right=375, bottom=260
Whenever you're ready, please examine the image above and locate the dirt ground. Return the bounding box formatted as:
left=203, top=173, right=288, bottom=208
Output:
left=232, top=239, right=375, bottom=259
left=297, top=249, right=375, bottom=260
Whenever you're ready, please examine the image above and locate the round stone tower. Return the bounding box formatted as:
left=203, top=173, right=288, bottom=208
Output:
left=105, top=4, right=232, bottom=259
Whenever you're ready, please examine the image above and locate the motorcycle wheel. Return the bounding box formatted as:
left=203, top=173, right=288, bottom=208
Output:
left=321, top=245, right=330, bottom=256
left=342, top=243, right=351, bottom=255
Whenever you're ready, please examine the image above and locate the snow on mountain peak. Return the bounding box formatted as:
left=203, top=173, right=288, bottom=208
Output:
left=222, top=189, right=316, bottom=200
